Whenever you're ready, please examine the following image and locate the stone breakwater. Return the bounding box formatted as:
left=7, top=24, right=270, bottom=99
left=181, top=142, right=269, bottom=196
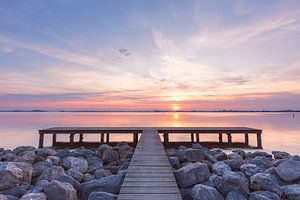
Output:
left=0, top=142, right=134, bottom=200
left=167, top=144, right=300, bottom=200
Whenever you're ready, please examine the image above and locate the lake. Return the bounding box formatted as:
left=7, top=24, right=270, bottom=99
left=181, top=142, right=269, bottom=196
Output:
left=0, top=112, right=299, bottom=154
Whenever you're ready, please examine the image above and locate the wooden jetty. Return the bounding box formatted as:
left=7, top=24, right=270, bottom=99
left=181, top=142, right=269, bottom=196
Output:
left=38, top=126, right=262, bottom=148
left=118, top=128, right=182, bottom=200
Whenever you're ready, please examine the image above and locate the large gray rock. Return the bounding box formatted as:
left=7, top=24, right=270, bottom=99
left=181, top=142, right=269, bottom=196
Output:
left=17, top=151, right=36, bottom=164
left=114, top=143, right=133, bottom=160
left=213, top=170, right=249, bottom=196
left=249, top=191, right=280, bottom=200
left=20, top=193, right=47, bottom=200
left=180, top=187, right=193, bottom=200
left=36, top=148, right=57, bottom=158
left=0, top=163, right=23, bottom=191
left=271, top=151, right=290, bottom=159
left=0, top=195, right=7, bottom=200
left=44, top=180, right=77, bottom=200
left=94, top=169, right=112, bottom=179
left=247, top=156, right=273, bottom=171
left=79, top=172, right=125, bottom=200
left=224, top=159, right=244, bottom=171
left=214, top=152, right=228, bottom=161
left=98, top=145, right=112, bottom=158
left=276, top=159, right=300, bottom=183
left=250, top=173, right=281, bottom=195
left=0, top=185, right=31, bottom=198
left=226, top=191, right=247, bottom=200
left=38, top=166, right=65, bottom=181
left=280, top=184, right=300, bottom=200
left=177, top=149, right=205, bottom=162
left=169, top=157, right=180, bottom=169
left=88, top=191, right=117, bottom=200
left=60, top=157, right=88, bottom=172
left=46, top=156, right=60, bottom=165
left=13, top=146, right=35, bottom=155
left=12, top=162, right=33, bottom=184
left=192, top=184, right=224, bottom=200
left=66, top=168, right=84, bottom=182
left=32, top=160, right=53, bottom=178
left=27, top=180, right=49, bottom=193
left=265, top=167, right=287, bottom=186
left=56, top=174, right=81, bottom=190
left=246, top=151, right=272, bottom=159
left=212, top=162, right=231, bottom=176
left=174, top=162, right=211, bottom=188
left=102, top=150, right=118, bottom=164
left=240, top=164, right=262, bottom=178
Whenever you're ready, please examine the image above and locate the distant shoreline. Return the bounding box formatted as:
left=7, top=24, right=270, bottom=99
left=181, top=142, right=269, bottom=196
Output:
left=0, top=110, right=299, bottom=113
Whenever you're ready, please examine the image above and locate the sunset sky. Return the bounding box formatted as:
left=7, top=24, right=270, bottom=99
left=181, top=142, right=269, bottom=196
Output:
left=0, top=0, right=300, bottom=110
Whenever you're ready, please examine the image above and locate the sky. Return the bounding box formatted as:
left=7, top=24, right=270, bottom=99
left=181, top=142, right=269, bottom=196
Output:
left=0, top=0, right=300, bottom=111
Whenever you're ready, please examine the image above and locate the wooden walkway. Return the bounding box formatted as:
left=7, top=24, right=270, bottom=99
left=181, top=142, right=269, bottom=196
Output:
left=118, top=129, right=182, bottom=200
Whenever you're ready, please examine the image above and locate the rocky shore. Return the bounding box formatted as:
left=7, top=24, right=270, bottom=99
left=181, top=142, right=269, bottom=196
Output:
left=0, top=142, right=134, bottom=200
left=167, top=144, right=300, bottom=200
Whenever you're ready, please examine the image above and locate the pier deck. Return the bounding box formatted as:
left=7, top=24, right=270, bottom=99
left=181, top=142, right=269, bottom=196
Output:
left=118, top=128, right=182, bottom=200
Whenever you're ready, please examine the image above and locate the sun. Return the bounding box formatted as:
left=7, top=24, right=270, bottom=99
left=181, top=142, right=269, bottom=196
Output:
left=172, top=105, right=181, bottom=111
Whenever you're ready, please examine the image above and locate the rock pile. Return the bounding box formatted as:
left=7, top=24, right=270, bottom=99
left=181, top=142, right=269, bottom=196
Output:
left=0, top=142, right=134, bottom=200
left=167, top=145, right=300, bottom=200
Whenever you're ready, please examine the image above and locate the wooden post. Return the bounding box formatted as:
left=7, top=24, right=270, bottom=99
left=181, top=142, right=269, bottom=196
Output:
left=163, top=133, right=169, bottom=145
left=218, top=133, right=223, bottom=143
left=70, top=133, right=75, bottom=144
left=39, top=132, right=44, bottom=148
left=101, top=133, right=105, bottom=143
left=79, top=134, right=84, bottom=143
left=245, top=133, right=249, bottom=145
left=257, top=131, right=262, bottom=148
left=196, top=133, right=200, bottom=142
left=133, top=132, right=139, bottom=145
left=191, top=133, right=194, bottom=143
left=227, top=132, right=232, bottom=145
left=106, top=133, right=110, bottom=143
left=52, top=134, right=57, bottom=147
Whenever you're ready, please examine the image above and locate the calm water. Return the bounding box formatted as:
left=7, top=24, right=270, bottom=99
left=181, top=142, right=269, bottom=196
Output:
left=0, top=112, right=299, bottom=154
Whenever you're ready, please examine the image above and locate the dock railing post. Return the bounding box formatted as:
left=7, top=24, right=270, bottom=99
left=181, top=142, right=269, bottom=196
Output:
left=39, top=131, right=44, bottom=148
left=133, top=132, right=138, bottom=145
left=218, top=133, right=223, bottom=143
left=245, top=132, right=249, bottom=146
left=70, top=133, right=75, bottom=145
left=191, top=133, right=194, bottom=143
left=227, top=132, right=232, bottom=145
left=101, top=133, right=105, bottom=143
left=106, top=133, right=110, bottom=143
left=257, top=131, right=262, bottom=148
left=52, top=133, right=57, bottom=147
left=196, top=133, right=200, bottom=142
left=79, top=134, right=84, bottom=143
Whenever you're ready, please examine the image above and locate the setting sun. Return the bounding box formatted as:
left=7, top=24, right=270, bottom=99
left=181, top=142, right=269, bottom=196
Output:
left=172, top=105, right=181, bottom=111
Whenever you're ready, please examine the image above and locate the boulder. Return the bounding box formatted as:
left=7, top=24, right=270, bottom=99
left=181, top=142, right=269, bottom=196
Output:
left=27, top=180, right=49, bottom=193
left=6, top=195, right=19, bottom=200
left=88, top=191, right=117, bottom=200
left=56, top=174, right=81, bottom=190
left=56, top=149, right=75, bottom=159
left=250, top=173, right=281, bottom=195
left=192, top=143, right=203, bottom=149
left=94, top=169, right=112, bottom=179
left=13, top=146, right=35, bottom=155
left=169, top=157, right=180, bottom=169
left=249, top=191, right=280, bottom=200
left=240, top=164, right=262, bottom=178
left=36, top=148, right=57, bottom=158
left=17, top=151, right=36, bottom=164
left=276, top=159, right=300, bottom=183
left=224, top=159, right=244, bottom=171
left=66, top=168, right=84, bottom=182
left=204, top=152, right=217, bottom=164
left=174, top=162, right=210, bottom=188
left=192, top=184, right=224, bottom=200
left=60, top=157, right=88, bottom=173
left=102, top=150, right=118, bottom=164
left=280, top=184, right=300, bottom=200
left=177, top=149, right=205, bottom=162
left=79, top=173, right=125, bottom=200
left=0, top=185, right=31, bottom=198
left=115, top=143, right=133, bottom=160
left=0, top=195, right=7, bottom=200
left=271, top=151, right=290, bottom=159
left=228, top=153, right=243, bottom=160
left=0, top=163, right=23, bottom=191
left=247, top=156, right=273, bottom=171
left=232, top=149, right=246, bottom=159
left=212, top=162, right=231, bottom=176
left=32, top=160, right=52, bottom=178
left=246, top=151, right=272, bottom=159
left=20, top=193, right=47, bottom=200
left=46, top=156, right=60, bottom=166
left=265, top=167, right=288, bottom=186
left=226, top=191, right=247, bottom=200
left=180, top=187, right=193, bottom=200
left=214, top=152, right=228, bottom=161
left=83, top=173, right=95, bottom=182
left=12, top=162, right=33, bottom=184
left=38, top=166, right=65, bottom=181
left=213, top=170, right=249, bottom=196
left=44, top=180, right=77, bottom=200
left=98, top=145, right=112, bottom=158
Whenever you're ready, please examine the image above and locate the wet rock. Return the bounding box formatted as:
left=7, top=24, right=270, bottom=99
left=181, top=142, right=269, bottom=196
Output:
left=13, top=147, right=35, bottom=156
left=224, top=159, right=244, bottom=171
left=166, top=148, right=177, bottom=157
left=0, top=163, right=23, bottom=191
left=192, top=184, right=224, bottom=200
left=212, top=162, right=231, bottom=176
left=240, top=164, right=263, bottom=178
left=169, top=157, right=180, bottom=169
left=94, top=169, right=112, bottom=179
left=66, top=168, right=84, bottom=182
left=213, top=170, right=249, bottom=196
left=103, top=166, right=119, bottom=175
left=280, top=184, right=300, bottom=200
left=174, top=162, right=211, bottom=188
left=247, top=156, right=273, bottom=171
left=20, top=193, right=47, bottom=200
left=5, top=195, right=18, bottom=200
left=276, top=159, right=300, bottom=183
left=44, top=180, right=77, bottom=200
left=79, top=173, right=125, bottom=200
left=226, top=191, right=247, bottom=200
left=38, top=166, right=65, bottom=181
left=271, top=151, right=290, bottom=159
left=177, top=149, right=205, bottom=162
left=250, top=173, right=281, bottom=195
left=265, top=167, right=288, bottom=186
left=56, top=174, right=80, bottom=190
left=249, top=191, right=280, bottom=200
left=88, top=191, right=117, bottom=200
left=60, top=157, right=88, bottom=173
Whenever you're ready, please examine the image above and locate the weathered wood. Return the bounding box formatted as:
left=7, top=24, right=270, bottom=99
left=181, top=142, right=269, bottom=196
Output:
left=69, top=133, right=75, bottom=144
left=79, top=134, right=83, bottom=142
left=52, top=134, right=57, bottom=146
left=118, top=129, right=182, bottom=200
left=257, top=132, right=262, bottom=148
left=196, top=133, right=200, bottom=142
left=38, top=132, right=44, bottom=148
left=219, top=133, right=223, bottom=143
left=227, top=132, right=232, bottom=145
left=100, top=133, right=105, bottom=143
left=106, top=133, right=110, bottom=143
left=245, top=133, right=249, bottom=145
left=191, top=133, right=194, bottom=142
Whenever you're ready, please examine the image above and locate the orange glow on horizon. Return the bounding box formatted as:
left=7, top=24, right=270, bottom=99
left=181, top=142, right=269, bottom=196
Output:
left=172, top=104, right=181, bottom=111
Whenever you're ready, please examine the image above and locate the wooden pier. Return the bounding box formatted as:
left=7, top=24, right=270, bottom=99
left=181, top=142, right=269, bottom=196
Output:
left=38, top=127, right=262, bottom=149
left=118, top=129, right=182, bottom=200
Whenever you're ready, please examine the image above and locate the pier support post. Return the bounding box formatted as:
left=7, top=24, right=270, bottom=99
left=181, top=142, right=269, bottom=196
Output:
left=101, top=133, right=105, bottom=143
left=70, top=133, right=75, bottom=144
left=39, top=132, right=44, bottom=148
left=244, top=133, right=249, bottom=145
left=191, top=133, right=194, bottom=143
left=106, top=133, right=110, bottom=143
left=196, top=133, right=200, bottom=142
left=79, top=134, right=84, bottom=143
left=257, top=132, right=262, bottom=148
left=52, top=134, right=57, bottom=147
left=163, top=133, right=169, bottom=145
left=227, top=133, right=232, bottom=145
left=133, top=132, right=139, bottom=145
left=218, top=133, right=223, bottom=143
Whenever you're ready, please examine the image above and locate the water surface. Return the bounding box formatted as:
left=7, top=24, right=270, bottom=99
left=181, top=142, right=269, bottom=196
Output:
left=0, top=112, right=299, bottom=154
